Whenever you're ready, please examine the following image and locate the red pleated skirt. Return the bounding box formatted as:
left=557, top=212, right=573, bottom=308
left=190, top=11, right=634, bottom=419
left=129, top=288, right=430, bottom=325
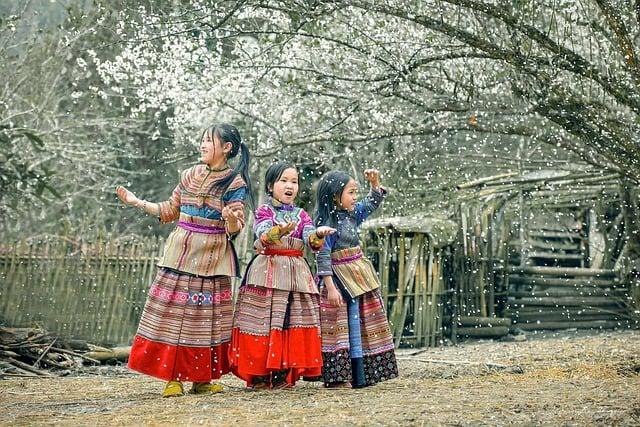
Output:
left=229, top=285, right=322, bottom=386
left=128, top=268, right=233, bottom=382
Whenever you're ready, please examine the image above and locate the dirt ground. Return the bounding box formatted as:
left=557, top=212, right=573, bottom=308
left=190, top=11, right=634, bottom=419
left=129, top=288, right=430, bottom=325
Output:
left=1, top=329, right=638, bottom=426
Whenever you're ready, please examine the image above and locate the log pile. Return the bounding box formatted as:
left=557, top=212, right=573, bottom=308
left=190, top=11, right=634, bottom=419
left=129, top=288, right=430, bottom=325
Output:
left=0, top=327, right=130, bottom=378
left=454, top=316, right=512, bottom=339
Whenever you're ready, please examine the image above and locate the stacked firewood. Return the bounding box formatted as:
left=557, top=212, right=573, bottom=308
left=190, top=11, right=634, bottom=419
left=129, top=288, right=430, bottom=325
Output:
left=0, top=326, right=130, bottom=377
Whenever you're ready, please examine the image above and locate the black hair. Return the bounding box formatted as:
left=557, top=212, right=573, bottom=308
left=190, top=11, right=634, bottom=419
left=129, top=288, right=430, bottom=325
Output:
left=202, top=123, right=254, bottom=207
left=313, top=170, right=352, bottom=227
left=264, top=161, right=297, bottom=196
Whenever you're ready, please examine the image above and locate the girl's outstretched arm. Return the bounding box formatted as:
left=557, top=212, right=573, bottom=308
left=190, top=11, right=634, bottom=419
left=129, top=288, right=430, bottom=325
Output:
left=116, top=185, right=161, bottom=218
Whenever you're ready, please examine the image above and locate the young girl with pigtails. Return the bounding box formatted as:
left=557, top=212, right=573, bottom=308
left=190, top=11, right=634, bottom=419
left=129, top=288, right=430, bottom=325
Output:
left=229, top=161, right=335, bottom=389
left=314, top=168, right=398, bottom=388
left=115, top=123, right=252, bottom=397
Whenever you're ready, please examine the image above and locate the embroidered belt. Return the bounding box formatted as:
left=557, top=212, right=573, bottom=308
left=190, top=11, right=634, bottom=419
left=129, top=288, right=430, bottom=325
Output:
left=331, top=252, right=363, bottom=265
left=259, top=248, right=304, bottom=257
left=177, top=221, right=226, bottom=234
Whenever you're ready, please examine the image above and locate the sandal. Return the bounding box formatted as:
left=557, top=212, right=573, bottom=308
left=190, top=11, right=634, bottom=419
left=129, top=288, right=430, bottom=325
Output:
left=190, top=382, right=224, bottom=394
left=271, top=370, right=292, bottom=389
left=250, top=375, right=270, bottom=390
left=162, top=380, right=184, bottom=398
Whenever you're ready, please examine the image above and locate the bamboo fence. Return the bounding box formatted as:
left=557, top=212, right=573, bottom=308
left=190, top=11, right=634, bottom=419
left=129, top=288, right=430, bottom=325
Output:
left=363, top=215, right=457, bottom=347
left=0, top=235, right=164, bottom=345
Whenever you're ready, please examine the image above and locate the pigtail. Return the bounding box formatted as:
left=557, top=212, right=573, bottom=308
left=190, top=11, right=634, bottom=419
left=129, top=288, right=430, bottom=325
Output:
left=208, top=123, right=254, bottom=209
left=235, top=141, right=254, bottom=208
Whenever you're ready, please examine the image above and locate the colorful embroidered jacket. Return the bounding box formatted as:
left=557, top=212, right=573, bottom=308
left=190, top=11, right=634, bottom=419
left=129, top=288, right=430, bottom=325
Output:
left=156, top=164, right=247, bottom=277
left=242, top=198, right=322, bottom=294
left=316, top=188, right=386, bottom=297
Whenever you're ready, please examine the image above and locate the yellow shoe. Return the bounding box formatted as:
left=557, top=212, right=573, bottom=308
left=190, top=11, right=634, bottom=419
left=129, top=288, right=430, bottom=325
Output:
left=190, top=382, right=224, bottom=394
left=162, top=380, right=184, bottom=398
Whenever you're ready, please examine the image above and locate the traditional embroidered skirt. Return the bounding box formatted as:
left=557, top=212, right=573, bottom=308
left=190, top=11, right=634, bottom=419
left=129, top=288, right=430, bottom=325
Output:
left=128, top=267, right=233, bottom=382
left=320, top=248, right=398, bottom=387
left=229, top=242, right=322, bottom=387
left=330, top=247, right=381, bottom=298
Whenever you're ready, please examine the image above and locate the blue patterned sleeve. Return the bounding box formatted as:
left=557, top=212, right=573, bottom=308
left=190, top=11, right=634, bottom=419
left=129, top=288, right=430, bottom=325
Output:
left=354, top=187, right=387, bottom=225
left=316, top=233, right=336, bottom=276
left=223, top=186, right=247, bottom=205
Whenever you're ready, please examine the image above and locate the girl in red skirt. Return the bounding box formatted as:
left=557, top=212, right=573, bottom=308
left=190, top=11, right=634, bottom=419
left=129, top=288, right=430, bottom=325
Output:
left=229, top=161, right=335, bottom=389
left=116, top=123, right=252, bottom=397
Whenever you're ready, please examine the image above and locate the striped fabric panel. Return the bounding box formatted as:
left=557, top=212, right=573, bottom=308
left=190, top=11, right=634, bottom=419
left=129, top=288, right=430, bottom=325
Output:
left=331, top=247, right=381, bottom=298
left=319, top=286, right=351, bottom=353
left=158, top=165, right=246, bottom=224
left=135, top=268, right=233, bottom=347
left=244, top=236, right=319, bottom=294
left=158, top=215, right=238, bottom=277
left=358, top=290, right=396, bottom=355
left=232, top=285, right=321, bottom=336
left=181, top=172, right=246, bottom=213
left=320, top=287, right=394, bottom=355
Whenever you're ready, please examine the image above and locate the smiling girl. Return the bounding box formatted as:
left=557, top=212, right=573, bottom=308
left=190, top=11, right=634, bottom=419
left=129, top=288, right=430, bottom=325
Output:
left=314, top=169, right=398, bottom=388
left=229, top=161, right=335, bottom=389
left=115, top=123, right=252, bottom=397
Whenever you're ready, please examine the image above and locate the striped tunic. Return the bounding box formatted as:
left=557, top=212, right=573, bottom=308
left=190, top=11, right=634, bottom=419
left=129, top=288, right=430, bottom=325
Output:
left=156, top=164, right=247, bottom=277
left=316, top=188, right=386, bottom=297
left=243, top=201, right=320, bottom=293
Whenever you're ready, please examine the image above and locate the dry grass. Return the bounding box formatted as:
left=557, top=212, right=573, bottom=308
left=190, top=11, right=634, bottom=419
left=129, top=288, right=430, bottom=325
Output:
left=1, top=329, right=638, bottom=426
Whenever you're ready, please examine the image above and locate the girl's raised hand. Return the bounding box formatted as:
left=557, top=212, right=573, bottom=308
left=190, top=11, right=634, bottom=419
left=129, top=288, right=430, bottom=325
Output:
left=278, top=221, right=297, bottom=237
left=222, top=204, right=245, bottom=228
left=116, top=186, right=139, bottom=207
left=364, top=169, right=381, bottom=188
left=316, top=226, right=336, bottom=238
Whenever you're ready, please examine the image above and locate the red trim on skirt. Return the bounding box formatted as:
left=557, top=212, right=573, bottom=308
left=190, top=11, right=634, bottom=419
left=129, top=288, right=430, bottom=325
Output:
left=128, top=335, right=230, bottom=382
left=229, top=327, right=322, bottom=386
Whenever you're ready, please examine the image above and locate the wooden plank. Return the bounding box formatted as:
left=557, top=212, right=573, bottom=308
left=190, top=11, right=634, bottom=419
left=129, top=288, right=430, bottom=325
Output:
left=507, top=296, right=624, bottom=307
left=528, top=231, right=581, bottom=239
left=414, top=239, right=423, bottom=346
left=510, top=240, right=581, bottom=251
left=504, top=266, right=616, bottom=277
left=513, top=320, right=631, bottom=330
left=455, top=316, right=512, bottom=327
left=509, top=288, right=628, bottom=298
left=389, top=233, right=406, bottom=338
left=424, top=238, right=434, bottom=347
left=380, top=231, right=390, bottom=306
left=394, top=234, right=422, bottom=347
left=504, top=305, right=627, bottom=315
left=508, top=311, right=630, bottom=322
left=527, top=252, right=585, bottom=261
left=507, top=275, right=619, bottom=287
left=456, top=326, right=509, bottom=337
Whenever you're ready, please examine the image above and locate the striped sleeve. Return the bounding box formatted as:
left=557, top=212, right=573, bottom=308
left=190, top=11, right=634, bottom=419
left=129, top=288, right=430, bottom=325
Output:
left=316, top=233, right=336, bottom=276
left=158, top=170, right=185, bottom=224
left=300, top=210, right=323, bottom=251
left=253, top=204, right=275, bottom=238
left=355, top=187, right=387, bottom=225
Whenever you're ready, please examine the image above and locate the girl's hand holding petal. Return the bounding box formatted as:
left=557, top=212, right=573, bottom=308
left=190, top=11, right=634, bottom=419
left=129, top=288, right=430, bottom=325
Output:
left=278, top=221, right=297, bottom=237
left=116, top=186, right=138, bottom=207
left=316, top=226, right=336, bottom=238
left=222, top=205, right=245, bottom=228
